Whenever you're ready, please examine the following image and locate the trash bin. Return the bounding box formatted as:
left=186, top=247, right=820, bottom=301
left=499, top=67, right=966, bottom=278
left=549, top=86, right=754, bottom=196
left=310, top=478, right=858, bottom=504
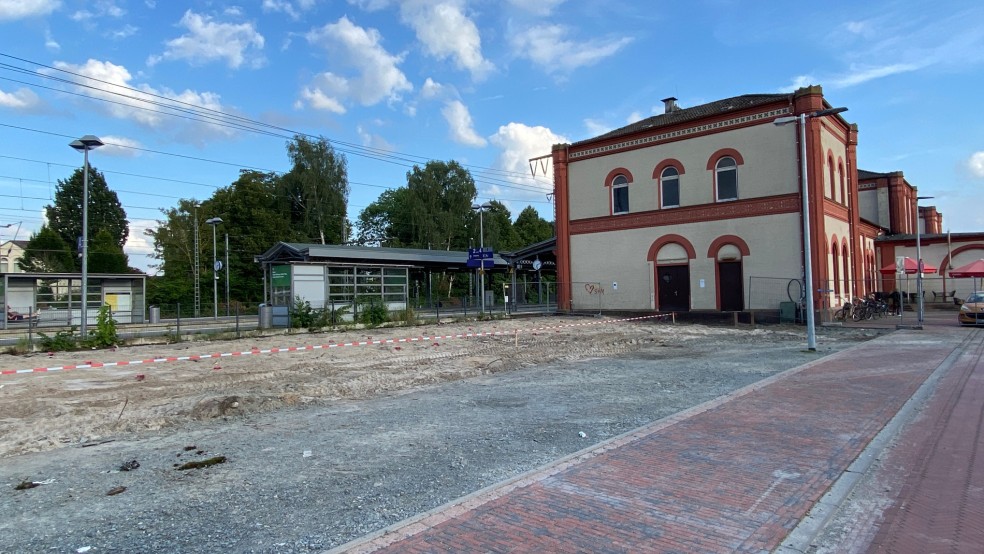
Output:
left=779, top=301, right=797, bottom=323
left=258, top=304, right=272, bottom=329
left=149, top=305, right=161, bottom=323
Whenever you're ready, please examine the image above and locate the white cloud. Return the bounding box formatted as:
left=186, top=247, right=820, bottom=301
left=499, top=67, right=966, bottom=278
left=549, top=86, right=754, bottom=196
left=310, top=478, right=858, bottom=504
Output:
left=583, top=118, right=611, bottom=137
left=511, top=24, right=632, bottom=75
left=356, top=124, right=396, bottom=151
left=44, top=29, right=60, bottom=51
left=420, top=77, right=446, bottom=99
left=302, top=16, right=412, bottom=111
left=109, top=24, right=138, bottom=40
left=968, top=152, right=984, bottom=179
left=442, top=100, right=486, bottom=147
left=0, top=87, right=43, bottom=111
left=99, top=135, right=143, bottom=157
left=830, top=63, right=921, bottom=88
left=489, top=122, right=568, bottom=198
left=0, top=0, right=60, bottom=20
left=505, top=0, right=566, bottom=16
left=299, top=85, right=347, bottom=114
left=400, top=1, right=493, bottom=80
left=51, top=59, right=235, bottom=143
left=346, top=0, right=392, bottom=12
left=125, top=219, right=158, bottom=274
left=779, top=75, right=815, bottom=93
left=262, top=0, right=317, bottom=20
left=149, top=11, right=265, bottom=69
left=70, top=0, right=124, bottom=21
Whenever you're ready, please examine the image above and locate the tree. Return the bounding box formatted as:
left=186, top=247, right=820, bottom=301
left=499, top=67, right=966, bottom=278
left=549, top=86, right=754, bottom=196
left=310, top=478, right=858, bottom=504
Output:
left=145, top=198, right=200, bottom=307
left=204, top=170, right=296, bottom=302
left=404, top=160, right=477, bottom=250
left=477, top=201, right=520, bottom=251
left=281, top=135, right=349, bottom=244
left=356, top=188, right=411, bottom=246
left=45, top=165, right=129, bottom=269
left=88, top=228, right=130, bottom=273
left=513, top=206, right=554, bottom=247
left=18, top=226, right=75, bottom=273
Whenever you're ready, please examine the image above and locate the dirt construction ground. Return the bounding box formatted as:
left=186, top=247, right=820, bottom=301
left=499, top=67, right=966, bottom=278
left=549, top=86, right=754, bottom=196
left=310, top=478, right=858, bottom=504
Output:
left=0, top=315, right=886, bottom=553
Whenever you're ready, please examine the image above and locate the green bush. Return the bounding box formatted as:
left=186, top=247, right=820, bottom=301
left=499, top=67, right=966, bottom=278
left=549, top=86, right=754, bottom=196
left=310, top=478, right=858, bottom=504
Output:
left=85, top=304, right=119, bottom=348
left=39, top=329, right=79, bottom=352
left=357, top=297, right=388, bottom=328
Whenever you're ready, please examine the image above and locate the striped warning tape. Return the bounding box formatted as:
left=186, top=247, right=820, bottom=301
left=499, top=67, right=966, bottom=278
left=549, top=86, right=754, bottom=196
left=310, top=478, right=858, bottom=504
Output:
left=1, top=314, right=667, bottom=377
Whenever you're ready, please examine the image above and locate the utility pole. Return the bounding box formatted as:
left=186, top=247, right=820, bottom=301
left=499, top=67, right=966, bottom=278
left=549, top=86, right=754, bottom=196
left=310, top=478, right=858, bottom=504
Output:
left=193, top=206, right=200, bottom=318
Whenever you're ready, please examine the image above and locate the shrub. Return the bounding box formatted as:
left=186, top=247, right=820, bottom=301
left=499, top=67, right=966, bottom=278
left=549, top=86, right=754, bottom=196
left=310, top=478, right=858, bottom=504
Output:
left=85, top=304, right=118, bottom=348
left=39, top=329, right=79, bottom=352
left=357, top=297, right=388, bottom=328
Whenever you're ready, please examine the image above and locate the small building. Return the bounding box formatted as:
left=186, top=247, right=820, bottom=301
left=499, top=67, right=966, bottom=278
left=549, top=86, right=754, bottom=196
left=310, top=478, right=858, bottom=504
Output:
left=2, top=272, right=147, bottom=329
left=0, top=240, right=29, bottom=274
left=254, top=242, right=509, bottom=313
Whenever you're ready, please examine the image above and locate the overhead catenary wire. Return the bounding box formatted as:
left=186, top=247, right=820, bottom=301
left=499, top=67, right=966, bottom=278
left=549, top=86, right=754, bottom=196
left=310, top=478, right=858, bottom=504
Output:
left=0, top=53, right=554, bottom=188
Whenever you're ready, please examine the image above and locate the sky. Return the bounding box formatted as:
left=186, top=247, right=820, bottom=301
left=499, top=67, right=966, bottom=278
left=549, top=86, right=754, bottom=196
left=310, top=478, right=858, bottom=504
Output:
left=1, top=0, right=982, bottom=274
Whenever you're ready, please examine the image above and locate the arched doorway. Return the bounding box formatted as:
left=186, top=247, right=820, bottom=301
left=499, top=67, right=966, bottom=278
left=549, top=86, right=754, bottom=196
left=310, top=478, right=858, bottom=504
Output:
left=717, top=246, right=744, bottom=311
left=656, top=243, right=691, bottom=312
left=708, top=236, right=750, bottom=312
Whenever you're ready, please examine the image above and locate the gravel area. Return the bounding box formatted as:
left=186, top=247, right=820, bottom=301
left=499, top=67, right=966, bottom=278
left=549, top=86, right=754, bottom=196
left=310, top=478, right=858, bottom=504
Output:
left=0, top=316, right=886, bottom=553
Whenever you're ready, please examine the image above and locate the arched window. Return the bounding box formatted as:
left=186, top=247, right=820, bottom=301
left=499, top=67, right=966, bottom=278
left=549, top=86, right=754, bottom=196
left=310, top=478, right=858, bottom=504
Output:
left=660, top=167, right=680, bottom=208
left=832, top=242, right=841, bottom=295
left=838, top=161, right=846, bottom=206
left=611, top=174, right=629, bottom=214
left=715, top=157, right=738, bottom=201
left=842, top=243, right=850, bottom=298
left=828, top=155, right=837, bottom=201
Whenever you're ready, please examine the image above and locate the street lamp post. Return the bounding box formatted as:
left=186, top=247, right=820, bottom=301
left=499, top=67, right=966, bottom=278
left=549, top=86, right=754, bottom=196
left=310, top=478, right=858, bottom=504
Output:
left=69, top=135, right=104, bottom=339
left=471, top=202, right=492, bottom=314
left=225, top=233, right=230, bottom=317
left=915, top=195, right=934, bottom=326
left=205, top=217, right=223, bottom=319
left=774, top=107, right=847, bottom=352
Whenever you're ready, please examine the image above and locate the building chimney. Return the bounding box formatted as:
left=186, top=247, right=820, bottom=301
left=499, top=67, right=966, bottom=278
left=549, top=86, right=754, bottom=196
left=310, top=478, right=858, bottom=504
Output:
left=662, top=97, right=679, bottom=114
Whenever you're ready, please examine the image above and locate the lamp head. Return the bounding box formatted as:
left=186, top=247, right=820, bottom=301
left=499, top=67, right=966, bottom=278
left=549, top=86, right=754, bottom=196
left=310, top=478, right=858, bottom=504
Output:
left=205, top=217, right=223, bottom=225
left=70, top=135, right=104, bottom=152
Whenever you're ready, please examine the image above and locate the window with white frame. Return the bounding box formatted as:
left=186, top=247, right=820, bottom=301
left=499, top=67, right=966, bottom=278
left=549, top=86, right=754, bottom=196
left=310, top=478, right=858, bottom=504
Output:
left=612, top=174, right=629, bottom=214
left=660, top=167, right=680, bottom=208
left=715, top=157, right=738, bottom=201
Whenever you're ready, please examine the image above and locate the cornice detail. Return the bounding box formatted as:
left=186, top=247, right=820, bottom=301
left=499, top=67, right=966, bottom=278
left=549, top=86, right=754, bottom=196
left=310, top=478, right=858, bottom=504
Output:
left=570, top=108, right=792, bottom=160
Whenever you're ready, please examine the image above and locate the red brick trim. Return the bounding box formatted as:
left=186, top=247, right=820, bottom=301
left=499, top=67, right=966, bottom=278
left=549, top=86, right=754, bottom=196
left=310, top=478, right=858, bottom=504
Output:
left=570, top=194, right=799, bottom=235
left=706, top=235, right=750, bottom=258
left=938, top=244, right=984, bottom=276
left=705, top=148, right=745, bottom=171
left=647, top=234, right=697, bottom=262
left=652, top=159, right=686, bottom=179
left=604, top=167, right=633, bottom=186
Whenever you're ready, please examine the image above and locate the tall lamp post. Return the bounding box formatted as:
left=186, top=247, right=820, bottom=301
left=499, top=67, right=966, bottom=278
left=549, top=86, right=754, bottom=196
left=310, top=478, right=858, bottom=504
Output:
left=69, top=135, right=104, bottom=339
left=205, top=217, right=223, bottom=319
left=915, top=195, right=934, bottom=326
left=471, top=202, right=492, bottom=314
left=774, top=107, right=848, bottom=352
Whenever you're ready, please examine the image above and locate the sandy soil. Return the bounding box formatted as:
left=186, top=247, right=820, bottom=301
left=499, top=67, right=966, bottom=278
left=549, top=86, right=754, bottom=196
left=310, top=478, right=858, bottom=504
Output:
left=0, top=315, right=689, bottom=459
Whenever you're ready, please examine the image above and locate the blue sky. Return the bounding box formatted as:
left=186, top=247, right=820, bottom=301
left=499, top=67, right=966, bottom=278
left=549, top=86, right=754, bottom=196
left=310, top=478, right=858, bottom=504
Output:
left=1, top=0, right=982, bottom=274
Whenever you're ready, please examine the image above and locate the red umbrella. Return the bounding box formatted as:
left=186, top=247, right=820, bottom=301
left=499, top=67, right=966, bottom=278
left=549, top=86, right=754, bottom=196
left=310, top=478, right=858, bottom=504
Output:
left=879, top=257, right=938, bottom=275
left=949, top=259, right=984, bottom=278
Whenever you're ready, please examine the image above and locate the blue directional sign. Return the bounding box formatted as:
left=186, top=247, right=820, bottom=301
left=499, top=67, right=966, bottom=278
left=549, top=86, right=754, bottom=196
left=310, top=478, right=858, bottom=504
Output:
left=467, top=247, right=494, bottom=260
left=466, top=258, right=494, bottom=269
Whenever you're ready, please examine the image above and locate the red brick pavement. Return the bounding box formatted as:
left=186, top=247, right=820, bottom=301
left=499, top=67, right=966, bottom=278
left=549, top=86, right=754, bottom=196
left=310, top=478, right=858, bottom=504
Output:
left=330, top=330, right=973, bottom=554
left=861, top=329, right=984, bottom=553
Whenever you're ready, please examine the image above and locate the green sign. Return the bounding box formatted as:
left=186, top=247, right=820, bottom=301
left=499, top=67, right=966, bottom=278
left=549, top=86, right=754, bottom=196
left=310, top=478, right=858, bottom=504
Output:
left=272, top=265, right=291, bottom=287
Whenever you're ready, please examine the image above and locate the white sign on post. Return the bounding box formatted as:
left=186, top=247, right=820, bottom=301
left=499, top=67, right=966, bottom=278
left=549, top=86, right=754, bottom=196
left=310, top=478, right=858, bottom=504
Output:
left=896, top=256, right=906, bottom=275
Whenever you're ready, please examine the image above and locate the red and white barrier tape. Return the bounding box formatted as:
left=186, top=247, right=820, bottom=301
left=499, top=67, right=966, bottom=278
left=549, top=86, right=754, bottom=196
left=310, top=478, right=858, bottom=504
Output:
left=1, top=315, right=666, bottom=377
